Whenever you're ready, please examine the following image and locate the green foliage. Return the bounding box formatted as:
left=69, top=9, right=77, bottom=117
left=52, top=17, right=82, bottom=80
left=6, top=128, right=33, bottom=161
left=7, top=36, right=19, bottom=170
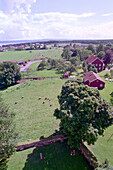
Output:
left=54, top=79, right=113, bottom=148
left=0, top=96, right=18, bottom=169
left=77, top=48, right=92, bottom=61
left=70, top=57, right=80, bottom=67
left=61, top=48, right=72, bottom=60
left=37, top=60, right=47, bottom=70
left=97, top=51, right=105, bottom=59
left=87, top=44, right=95, bottom=53
left=87, top=63, right=97, bottom=73
left=96, top=44, right=104, bottom=54
left=0, top=62, right=21, bottom=89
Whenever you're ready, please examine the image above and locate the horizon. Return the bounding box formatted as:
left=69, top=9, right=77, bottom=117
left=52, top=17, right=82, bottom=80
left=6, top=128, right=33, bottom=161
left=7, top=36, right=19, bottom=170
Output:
left=0, top=0, right=113, bottom=41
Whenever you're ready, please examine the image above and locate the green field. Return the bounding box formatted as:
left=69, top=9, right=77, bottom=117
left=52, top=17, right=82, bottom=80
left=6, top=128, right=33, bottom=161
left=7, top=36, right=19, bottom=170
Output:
left=1, top=78, right=92, bottom=170
left=98, top=71, right=113, bottom=103
left=88, top=72, right=113, bottom=165
left=0, top=49, right=62, bottom=61
left=1, top=67, right=113, bottom=169
left=8, top=142, right=91, bottom=170
left=1, top=79, right=66, bottom=143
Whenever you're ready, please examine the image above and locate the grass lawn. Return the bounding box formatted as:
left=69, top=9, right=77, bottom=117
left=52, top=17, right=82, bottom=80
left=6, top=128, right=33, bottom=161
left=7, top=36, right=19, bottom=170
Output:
left=98, top=71, right=113, bottom=103
left=87, top=71, right=113, bottom=165
left=1, top=79, right=66, bottom=143
left=88, top=125, right=113, bottom=166
left=22, top=69, right=63, bottom=78
left=0, top=49, right=62, bottom=61
left=8, top=142, right=91, bottom=170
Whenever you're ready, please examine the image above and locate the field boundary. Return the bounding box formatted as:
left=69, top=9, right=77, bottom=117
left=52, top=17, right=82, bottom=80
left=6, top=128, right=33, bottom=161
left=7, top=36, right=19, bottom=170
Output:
left=16, top=135, right=99, bottom=169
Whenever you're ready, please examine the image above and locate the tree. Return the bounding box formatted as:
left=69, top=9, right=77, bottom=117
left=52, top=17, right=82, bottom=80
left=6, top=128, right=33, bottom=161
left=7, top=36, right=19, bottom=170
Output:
left=71, top=50, right=77, bottom=57
left=77, top=48, right=92, bottom=61
left=0, top=96, right=18, bottom=169
left=65, top=64, right=76, bottom=75
left=87, top=44, right=95, bottom=53
left=97, top=51, right=105, bottom=59
left=48, top=59, right=58, bottom=69
left=103, top=49, right=113, bottom=65
left=61, top=48, right=72, bottom=60
left=37, top=60, right=47, bottom=70
left=54, top=79, right=113, bottom=148
left=96, top=44, right=104, bottom=54
left=0, top=62, right=21, bottom=89
left=70, top=57, right=80, bottom=67
left=87, top=63, right=97, bottom=73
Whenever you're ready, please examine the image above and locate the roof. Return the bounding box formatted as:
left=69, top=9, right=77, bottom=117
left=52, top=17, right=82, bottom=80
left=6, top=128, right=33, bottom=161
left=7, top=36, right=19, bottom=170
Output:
left=84, top=71, right=105, bottom=83
left=86, top=55, right=103, bottom=64
left=86, top=55, right=97, bottom=63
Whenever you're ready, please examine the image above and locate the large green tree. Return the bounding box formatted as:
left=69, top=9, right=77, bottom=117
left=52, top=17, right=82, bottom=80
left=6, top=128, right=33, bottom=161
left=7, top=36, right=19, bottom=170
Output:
left=61, top=48, right=72, bottom=60
left=0, top=96, right=18, bottom=169
left=54, top=79, right=113, bottom=148
left=0, top=62, right=21, bottom=89
left=87, top=44, right=95, bottom=53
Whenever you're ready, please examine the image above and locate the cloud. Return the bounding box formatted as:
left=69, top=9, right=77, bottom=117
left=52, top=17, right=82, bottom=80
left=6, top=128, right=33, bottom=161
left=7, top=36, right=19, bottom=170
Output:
left=0, top=30, right=5, bottom=34
left=5, top=0, right=37, bottom=14
left=102, top=13, right=113, bottom=17
left=0, top=10, right=113, bottom=40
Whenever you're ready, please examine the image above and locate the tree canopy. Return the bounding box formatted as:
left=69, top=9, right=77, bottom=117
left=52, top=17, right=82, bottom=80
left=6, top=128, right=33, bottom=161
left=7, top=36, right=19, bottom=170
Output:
left=0, top=96, right=18, bottom=169
left=54, top=79, right=113, bottom=148
left=61, top=48, right=72, bottom=60
left=0, top=62, right=21, bottom=89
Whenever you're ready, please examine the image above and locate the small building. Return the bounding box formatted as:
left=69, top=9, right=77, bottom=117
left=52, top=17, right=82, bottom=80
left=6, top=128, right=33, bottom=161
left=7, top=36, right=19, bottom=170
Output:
left=86, top=55, right=104, bottom=72
left=63, top=72, right=69, bottom=79
left=83, top=71, right=105, bottom=89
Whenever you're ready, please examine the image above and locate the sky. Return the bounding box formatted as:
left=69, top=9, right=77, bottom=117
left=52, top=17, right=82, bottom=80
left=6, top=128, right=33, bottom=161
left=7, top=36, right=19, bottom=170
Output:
left=0, top=0, right=113, bottom=40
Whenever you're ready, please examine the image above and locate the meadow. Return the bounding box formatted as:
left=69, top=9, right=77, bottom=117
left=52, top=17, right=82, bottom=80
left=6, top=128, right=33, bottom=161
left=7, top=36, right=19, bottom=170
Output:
left=1, top=78, right=92, bottom=170
left=87, top=71, right=113, bottom=165
left=1, top=79, right=66, bottom=143
left=22, top=62, right=63, bottom=78
left=0, top=49, right=113, bottom=168
left=0, top=48, right=62, bottom=61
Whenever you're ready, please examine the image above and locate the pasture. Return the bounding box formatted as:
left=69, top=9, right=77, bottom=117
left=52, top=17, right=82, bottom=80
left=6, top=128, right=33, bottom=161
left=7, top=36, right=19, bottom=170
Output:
left=22, top=62, right=63, bottom=78
left=1, top=79, right=66, bottom=143
left=0, top=49, right=62, bottom=61
left=88, top=72, right=113, bottom=165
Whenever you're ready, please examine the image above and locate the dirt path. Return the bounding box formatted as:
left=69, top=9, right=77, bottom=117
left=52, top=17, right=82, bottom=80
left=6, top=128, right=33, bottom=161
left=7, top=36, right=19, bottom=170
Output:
left=20, top=60, right=42, bottom=72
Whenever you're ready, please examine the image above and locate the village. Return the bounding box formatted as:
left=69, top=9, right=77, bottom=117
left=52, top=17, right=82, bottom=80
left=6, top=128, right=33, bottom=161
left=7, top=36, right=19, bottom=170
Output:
left=0, top=40, right=113, bottom=170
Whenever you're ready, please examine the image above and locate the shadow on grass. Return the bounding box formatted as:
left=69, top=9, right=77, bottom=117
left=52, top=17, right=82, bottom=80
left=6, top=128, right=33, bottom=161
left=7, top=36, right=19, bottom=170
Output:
left=23, top=142, right=92, bottom=170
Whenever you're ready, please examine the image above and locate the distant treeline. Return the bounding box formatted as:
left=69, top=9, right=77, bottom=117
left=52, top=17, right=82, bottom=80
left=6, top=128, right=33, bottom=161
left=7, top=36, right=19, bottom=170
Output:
left=2, top=39, right=113, bottom=47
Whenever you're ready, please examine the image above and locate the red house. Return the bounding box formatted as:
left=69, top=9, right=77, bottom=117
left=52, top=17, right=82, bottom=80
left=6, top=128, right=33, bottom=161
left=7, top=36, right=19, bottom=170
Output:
left=86, top=55, right=104, bottom=72
left=83, top=71, right=105, bottom=89
left=63, top=72, right=69, bottom=79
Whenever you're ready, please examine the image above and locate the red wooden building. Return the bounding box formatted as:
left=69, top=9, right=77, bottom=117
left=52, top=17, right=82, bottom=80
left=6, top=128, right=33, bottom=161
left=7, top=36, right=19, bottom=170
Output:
left=86, top=55, right=104, bottom=72
left=83, top=71, right=105, bottom=89
left=63, top=72, right=69, bottom=79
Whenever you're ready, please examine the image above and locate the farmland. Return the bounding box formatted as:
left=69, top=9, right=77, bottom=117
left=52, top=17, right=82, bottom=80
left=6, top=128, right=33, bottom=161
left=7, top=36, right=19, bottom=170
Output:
left=0, top=48, right=113, bottom=169
left=0, top=48, right=62, bottom=61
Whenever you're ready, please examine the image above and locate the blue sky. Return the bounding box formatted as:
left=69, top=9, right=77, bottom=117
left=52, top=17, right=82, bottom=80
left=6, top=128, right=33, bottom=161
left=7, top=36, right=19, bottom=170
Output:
left=0, top=0, right=113, bottom=40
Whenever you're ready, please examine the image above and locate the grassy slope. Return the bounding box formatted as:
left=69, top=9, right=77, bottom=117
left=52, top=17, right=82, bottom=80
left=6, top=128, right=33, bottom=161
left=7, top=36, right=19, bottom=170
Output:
left=1, top=79, right=65, bottom=143
left=22, top=62, right=63, bottom=78
left=0, top=49, right=62, bottom=61
left=8, top=143, right=91, bottom=170
left=88, top=71, right=113, bottom=165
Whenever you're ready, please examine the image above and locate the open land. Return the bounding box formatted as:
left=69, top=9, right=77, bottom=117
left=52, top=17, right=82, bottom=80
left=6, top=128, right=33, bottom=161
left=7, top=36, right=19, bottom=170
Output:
left=0, top=47, right=113, bottom=169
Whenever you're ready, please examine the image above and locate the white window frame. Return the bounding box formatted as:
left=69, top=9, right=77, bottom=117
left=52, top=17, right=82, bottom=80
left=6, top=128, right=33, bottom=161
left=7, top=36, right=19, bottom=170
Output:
left=100, top=84, right=103, bottom=87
